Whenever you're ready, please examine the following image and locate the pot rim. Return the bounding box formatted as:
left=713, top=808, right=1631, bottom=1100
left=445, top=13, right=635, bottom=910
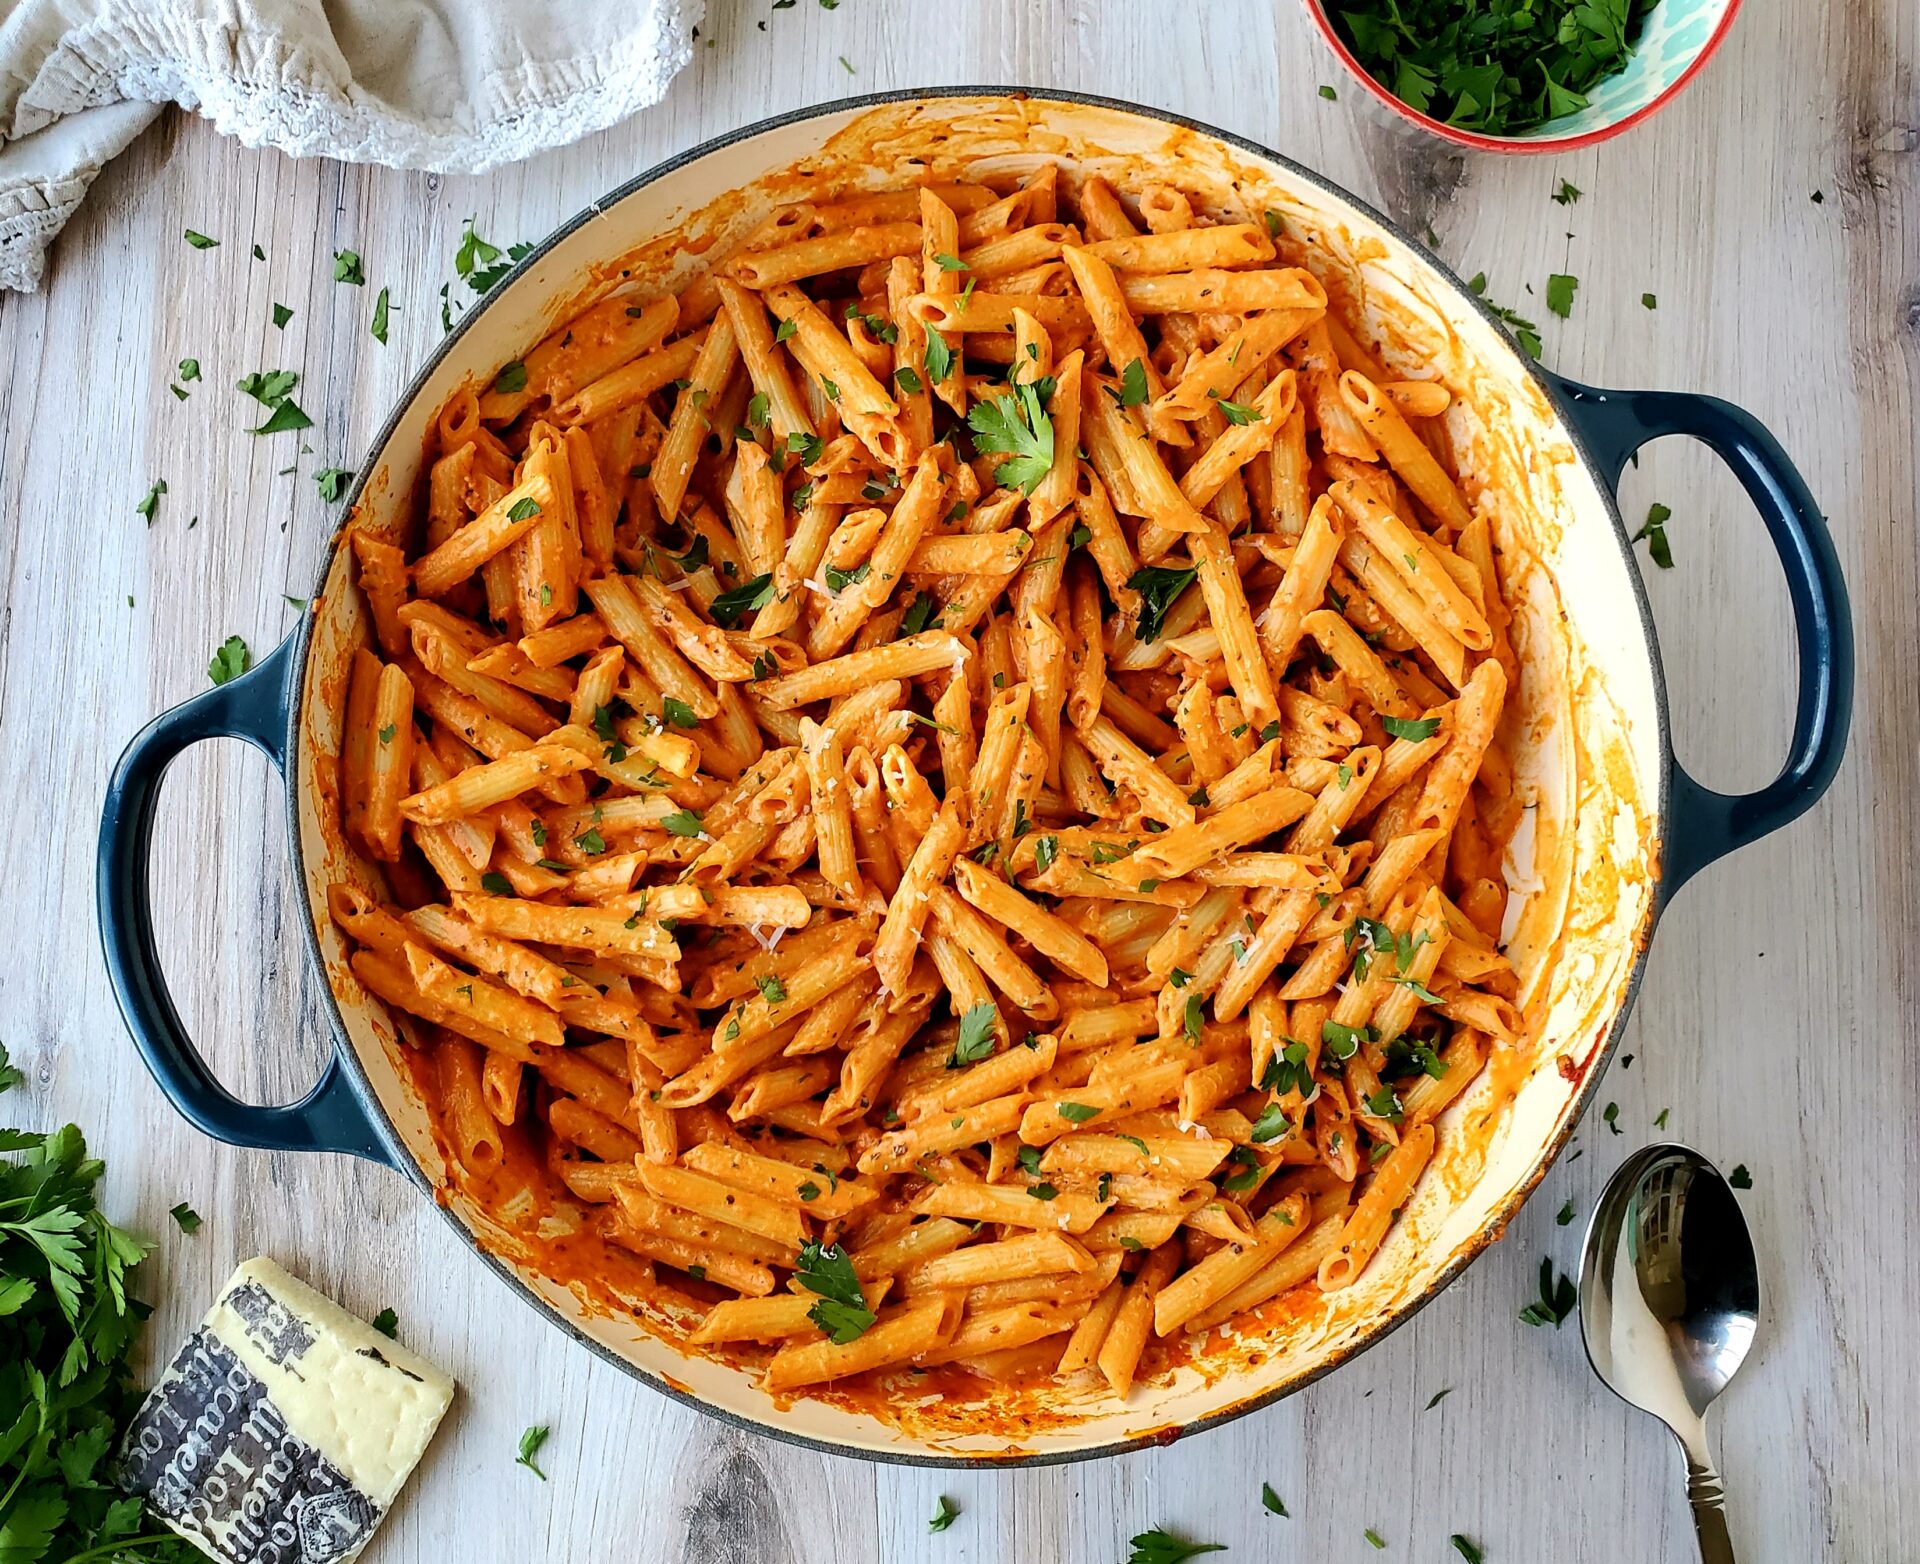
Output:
left=286, top=85, right=1670, bottom=1467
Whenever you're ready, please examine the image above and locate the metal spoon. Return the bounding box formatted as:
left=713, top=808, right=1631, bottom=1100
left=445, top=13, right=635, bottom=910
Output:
left=1579, top=1143, right=1760, bottom=1564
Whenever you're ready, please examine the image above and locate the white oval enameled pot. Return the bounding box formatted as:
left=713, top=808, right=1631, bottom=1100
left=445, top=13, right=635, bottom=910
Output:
left=99, top=91, right=1851, bottom=1465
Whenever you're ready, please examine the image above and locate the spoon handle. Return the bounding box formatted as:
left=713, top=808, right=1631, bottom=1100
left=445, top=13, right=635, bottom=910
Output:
left=1684, top=1450, right=1736, bottom=1564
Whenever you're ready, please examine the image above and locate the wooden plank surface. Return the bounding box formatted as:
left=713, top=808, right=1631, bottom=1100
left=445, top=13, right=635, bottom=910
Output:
left=0, top=1, right=1914, bottom=1558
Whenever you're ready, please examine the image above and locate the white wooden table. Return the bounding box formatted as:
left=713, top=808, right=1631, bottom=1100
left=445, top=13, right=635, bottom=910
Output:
left=1, top=2, right=1914, bottom=1558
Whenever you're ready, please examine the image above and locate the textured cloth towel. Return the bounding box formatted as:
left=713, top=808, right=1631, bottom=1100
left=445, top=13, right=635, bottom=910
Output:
left=0, top=0, right=703, bottom=291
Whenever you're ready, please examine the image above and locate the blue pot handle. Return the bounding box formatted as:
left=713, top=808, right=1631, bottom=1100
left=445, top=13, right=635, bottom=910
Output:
left=1547, top=372, right=1854, bottom=898
left=96, top=634, right=395, bottom=1166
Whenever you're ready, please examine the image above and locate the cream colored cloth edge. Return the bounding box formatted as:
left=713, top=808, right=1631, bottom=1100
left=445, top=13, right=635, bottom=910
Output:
left=0, top=1, right=704, bottom=291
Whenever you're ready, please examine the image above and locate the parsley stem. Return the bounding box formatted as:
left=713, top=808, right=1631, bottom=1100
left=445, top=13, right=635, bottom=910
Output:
left=62, top=1534, right=191, bottom=1563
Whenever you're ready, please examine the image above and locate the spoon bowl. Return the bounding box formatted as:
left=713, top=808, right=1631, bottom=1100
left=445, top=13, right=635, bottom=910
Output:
left=1580, top=1143, right=1760, bottom=1563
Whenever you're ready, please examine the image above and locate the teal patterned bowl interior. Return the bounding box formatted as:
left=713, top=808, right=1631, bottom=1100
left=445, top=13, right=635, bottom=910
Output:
left=1525, top=0, right=1736, bottom=141
left=1306, top=0, right=1742, bottom=148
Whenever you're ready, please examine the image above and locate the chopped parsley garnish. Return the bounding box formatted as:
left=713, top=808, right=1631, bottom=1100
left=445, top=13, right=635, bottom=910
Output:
left=1517, top=1256, right=1577, bottom=1327
left=1365, top=1529, right=1387, bottom=1550
left=1425, top=1385, right=1453, bottom=1410
left=1117, top=358, right=1150, bottom=408
left=1033, top=835, right=1059, bottom=873
left=169, top=1202, right=201, bottom=1234
left=756, top=975, right=788, bottom=1005
left=1641, top=292, right=1658, bottom=310
left=1321, top=1019, right=1369, bottom=1060
left=493, top=359, right=529, bottom=394
left=372, top=286, right=392, bottom=342
left=1245, top=1101, right=1290, bottom=1144
left=1603, top=1101, right=1622, bottom=1135
left=1451, top=1537, right=1485, bottom=1564
left=824, top=561, right=871, bottom=594
left=947, top=1002, right=998, bottom=1068
left=315, top=466, right=354, bottom=503
left=1545, top=271, right=1579, bottom=319
left=1182, top=994, right=1205, bottom=1044
left=661, top=809, right=705, bottom=837
left=1552, top=178, right=1582, bottom=205
left=796, top=1241, right=876, bottom=1342
left=1556, top=1198, right=1576, bottom=1226
left=1632, top=501, right=1674, bottom=569
left=573, top=829, right=606, bottom=856
left=929, top=1495, right=959, bottom=1533
left=271, top=302, right=293, bottom=329
left=1126, top=564, right=1199, bottom=642
left=480, top=872, right=513, bottom=894
left=710, top=572, right=775, bottom=626
left=1729, top=1164, right=1752, bottom=1189
left=371, top=1307, right=399, bottom=1337
left=662, top=696, right=699, bottom=730
left=332, top=249, right=366, bottom=285
left=1466, top=272, right=1543, bottom=359
left=1026, top=1182, right=1059, bottom=1202
left=507, top=496, right=543, bottom=523
left=515, top=1423, right=550, bottom=1479
left=967, top=382, right=1055, bottom=495
left=207, top=635, right=251, bottom=686
left=1319, top=83, right=1339, bottom=100
left=1212, top=392, right=1262, bottom=426
left=1057, top=1102, right=1100, bottom=1124
left=1381, top=713, right=1442, bottom=742
left=1261, top=1482, right=1288, bottom=1516
left=1361, top=1085, right=1404, bottom=1124
left=184, top=229, right=219, bottom=248
left=135, top=479, right=166, bottom=525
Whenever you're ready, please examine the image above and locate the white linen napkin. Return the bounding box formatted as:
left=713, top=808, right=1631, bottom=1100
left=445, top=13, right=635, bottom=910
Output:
left=0, top=0, right=704, bottom=291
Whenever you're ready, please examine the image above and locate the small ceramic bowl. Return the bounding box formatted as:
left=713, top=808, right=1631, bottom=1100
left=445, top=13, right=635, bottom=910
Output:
left=1302, top=0, right=1743, bottom=152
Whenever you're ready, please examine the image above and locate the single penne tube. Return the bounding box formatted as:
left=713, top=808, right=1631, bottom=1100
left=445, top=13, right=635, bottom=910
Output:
left=652, top=310, right=739, bottom=521
left=952, top=858, right=1109, bottom=986
left=449, top=892, right=678, bottom=960
left=633, top=1159, right=808, bottom=1248
left=1178, top=371, right=1297, bottom=509
left=1080, top=378, right=1207, bottom=534
left=856, top=1093, right=1028, bottom=1177
left=1118, top=266, right=1325, bottom=315
left=754, top=630, right=970, bottom=710
left=1082, top=223, right=1274, bottom=272
left=1184, top=1209, right=1349, bottom=1332
left=894, top=1032, right=1060, bottom=1121
left=908, top=530, right=1033, bottom=575
left=1337, top=371, right=1473, bottom=530
left=1058, top=245, right=1166, bottom=407
left=1153, top=1194, right=1309, bottom=1335
left=726, top=220, right=922, bottom=289
left=552, top=334, right=704, bottom=427
left=679, top=1142, right=875, bottom=1220
left=1191, top=520, right=1282, bottom=733
left=913, top=1179, right=1108, bottom=1235
left=1097, top=1244, right=1177, bottom=1396
left=1300, top=609, right=1420, bottom=720
left=398, top=741, right=593, bottom=825
left=1412, top=658, right=1507, bottom=838
left=1318, top=1121, right=1435, bottom=1289
left=761, top=1296, right=953, bottom=1391
left=1081, top=714, right=1195, bottom=828
left=906, top=289, right=1093, bottom=338
left=871, top=799, right=965, bottom=996
left=1127, top=787, right=1316, bottom=882
left=411, top=471, right=557, bottom=597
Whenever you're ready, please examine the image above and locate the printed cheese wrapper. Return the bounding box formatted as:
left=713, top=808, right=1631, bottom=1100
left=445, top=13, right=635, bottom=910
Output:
left=117, top=1257, right=455, bottom=1564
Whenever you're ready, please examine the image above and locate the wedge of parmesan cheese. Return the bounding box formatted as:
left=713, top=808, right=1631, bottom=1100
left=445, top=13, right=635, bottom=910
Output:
left=118, top=1257, right=454, bottom=1564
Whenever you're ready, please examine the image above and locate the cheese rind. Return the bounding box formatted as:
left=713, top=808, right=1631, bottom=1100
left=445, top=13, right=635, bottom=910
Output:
left=118, top=1257, right=455, bottom=1564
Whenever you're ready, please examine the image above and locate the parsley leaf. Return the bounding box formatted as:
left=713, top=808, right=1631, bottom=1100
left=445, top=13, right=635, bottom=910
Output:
left=515, top=1423, right=550, bottom=1478
left=372, top=285, right=392, bottom=342
left=1632, top=501, right=1674, bottom=569
left=315, top=467, right=354, bottom=503
left=333, top=249, right=366, bottom=285
left=184, top=228, right=219, bottom=248
left=1381, top=714, right=1441, bottom=742
left=1517, top=1255, right=1577, bottom=1327
left=1729, top=1164, right=1752, bottom=1190
left=929, top=1495, right=960, bottom=1532
left=1552, top=178, right=1582, bottom=206
left=207, top=635, right=251, bottom=686
left=967, top=382, right=1055, bottom=495
left=1465, top=272, right=1543, bottom=359
left=1546, top=271, right=1579, bottom=319
left=493, top=359, right=529, bottom=394
left=371, top=1307, right=399, bottom=1338
left=1128, top=1528, right=1227, bottom=1564
left=756, top=975, right=788, bottom=1005
left=661, top=809, right=705, bottom=838
left=169, top=1201, right=201, bottom=1234
left=1249, top=1103, right=1289, bottom=1144
left=1126, top=564, right=1199, bottom=642
left=1451, top=1537, right=1485, bottom=1564
left=1118, top=357, right=1150, bottom=408
left=947, top=1002, right=998, bottom=1068
left=1057, top=1102, right=1100, bottom=1124
left=795, top=1241, right=876, bottom=1342
left=710, top=572, right=775, bottom=627
left=135, top=479, right=167, bottom=526
left=1261, top=1481, right=1288, bottom=1516
left=662, top=696, right=699, bottom=730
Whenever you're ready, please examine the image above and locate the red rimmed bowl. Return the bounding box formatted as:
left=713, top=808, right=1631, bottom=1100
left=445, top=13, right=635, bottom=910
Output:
left=1302, top=0, right=1744, bottom=153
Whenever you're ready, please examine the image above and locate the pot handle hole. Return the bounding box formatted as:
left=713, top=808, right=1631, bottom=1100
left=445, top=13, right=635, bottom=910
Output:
left=95, top=633, right=396, bottom=1167
left=1548, top=373, right=1855, bottom=897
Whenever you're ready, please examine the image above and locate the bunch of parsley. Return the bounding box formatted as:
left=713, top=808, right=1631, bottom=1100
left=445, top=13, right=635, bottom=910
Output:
left=1333, top=0, right=1659, bottom=135
left=0, top=1048, right=203, bottom=1562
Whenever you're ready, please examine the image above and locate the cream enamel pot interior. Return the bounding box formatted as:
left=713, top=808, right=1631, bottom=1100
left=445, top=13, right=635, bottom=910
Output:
left=98, top=91, right=1852, bottom=1465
